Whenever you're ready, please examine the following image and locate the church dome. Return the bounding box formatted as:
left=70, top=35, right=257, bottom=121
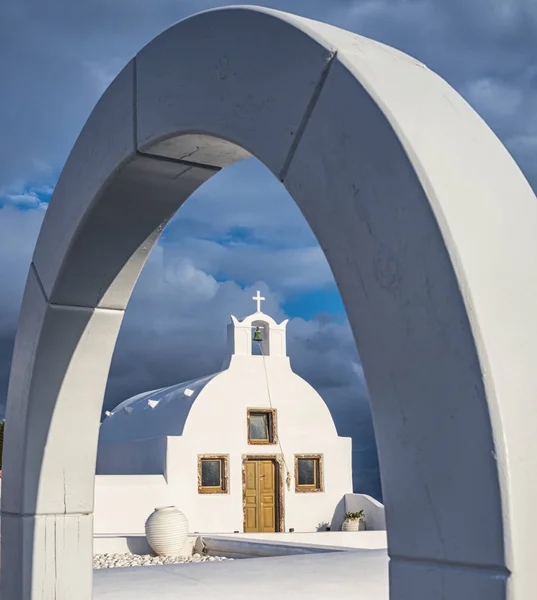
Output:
left=99, top=373, right=220, bottom=445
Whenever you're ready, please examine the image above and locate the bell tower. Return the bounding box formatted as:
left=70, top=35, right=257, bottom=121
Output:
left=227, top=291, right=288, bottom=358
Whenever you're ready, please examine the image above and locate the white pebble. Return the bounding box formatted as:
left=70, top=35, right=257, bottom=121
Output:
left=93, top=552, right=230, bottom=569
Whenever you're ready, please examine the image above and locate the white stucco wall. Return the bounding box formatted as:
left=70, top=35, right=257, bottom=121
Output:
left=94, top=475, right=173, bottom=534
left=96, top=333, right=353, bottom=534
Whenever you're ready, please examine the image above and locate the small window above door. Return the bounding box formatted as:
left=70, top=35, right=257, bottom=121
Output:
left=198, top=455, right=228, bottom=494
left=247, top=409, right=277, bottom=445
left=295, top=455, right=323, bottom=492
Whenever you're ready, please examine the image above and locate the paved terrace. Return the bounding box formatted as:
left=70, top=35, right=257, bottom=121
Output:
left=94, top=550, right=389, bottom=599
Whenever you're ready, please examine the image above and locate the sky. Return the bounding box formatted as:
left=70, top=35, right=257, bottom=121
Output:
left=1, top=0, right=536, bottom=501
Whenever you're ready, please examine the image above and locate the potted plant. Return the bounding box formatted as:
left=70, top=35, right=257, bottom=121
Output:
left=341, top=510, right=365, bottom=532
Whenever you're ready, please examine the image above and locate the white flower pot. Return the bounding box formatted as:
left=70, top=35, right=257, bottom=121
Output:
left=342, top=518, right=361, bottom=532
left=145, top=506, right=189, bottom=556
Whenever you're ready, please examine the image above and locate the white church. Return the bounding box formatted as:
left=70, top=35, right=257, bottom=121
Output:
left=94, top=292, right=353, bottom=535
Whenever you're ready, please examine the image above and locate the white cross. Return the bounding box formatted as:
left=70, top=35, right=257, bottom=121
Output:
left=252, top=290, right=265, bottom=312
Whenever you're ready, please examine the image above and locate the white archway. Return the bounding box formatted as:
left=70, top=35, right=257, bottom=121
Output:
left=2, top=6, right=537, bottom=599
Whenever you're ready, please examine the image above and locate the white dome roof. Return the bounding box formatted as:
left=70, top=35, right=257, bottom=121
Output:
left=99, top=373, right=220, bottom=445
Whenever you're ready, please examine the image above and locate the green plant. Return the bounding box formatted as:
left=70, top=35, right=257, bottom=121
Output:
left=344, top=510, right=365, bottom=521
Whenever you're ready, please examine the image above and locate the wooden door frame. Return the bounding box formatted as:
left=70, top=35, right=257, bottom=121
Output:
left=241, top=454, right=285, bottom=533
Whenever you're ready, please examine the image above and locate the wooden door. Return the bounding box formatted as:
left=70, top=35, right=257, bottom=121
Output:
left=244, top=459, right=277, bottom=532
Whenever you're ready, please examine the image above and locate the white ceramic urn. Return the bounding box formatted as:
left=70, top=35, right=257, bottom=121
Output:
left=145, top=506, right=189, bottom=556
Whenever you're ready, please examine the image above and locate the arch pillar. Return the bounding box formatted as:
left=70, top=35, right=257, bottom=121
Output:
left=2, top=6, right=537, bottom=599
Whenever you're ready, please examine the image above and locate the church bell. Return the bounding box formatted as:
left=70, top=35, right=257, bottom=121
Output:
left=253, top=326, right=263, bottom=342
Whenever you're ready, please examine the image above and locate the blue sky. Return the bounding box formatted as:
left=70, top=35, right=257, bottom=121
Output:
left=1, top=0, right=536, bottom=500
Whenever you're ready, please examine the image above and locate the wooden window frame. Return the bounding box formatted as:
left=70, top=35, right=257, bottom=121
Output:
left=197, top=455, right=229, bottom=494
left=294, top=454, right=324, bottom=493
left=247, top=408, right=277, bottom=445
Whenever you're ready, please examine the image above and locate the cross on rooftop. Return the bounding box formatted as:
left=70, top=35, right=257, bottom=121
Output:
left=252, top=290, right=265, bottom=312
